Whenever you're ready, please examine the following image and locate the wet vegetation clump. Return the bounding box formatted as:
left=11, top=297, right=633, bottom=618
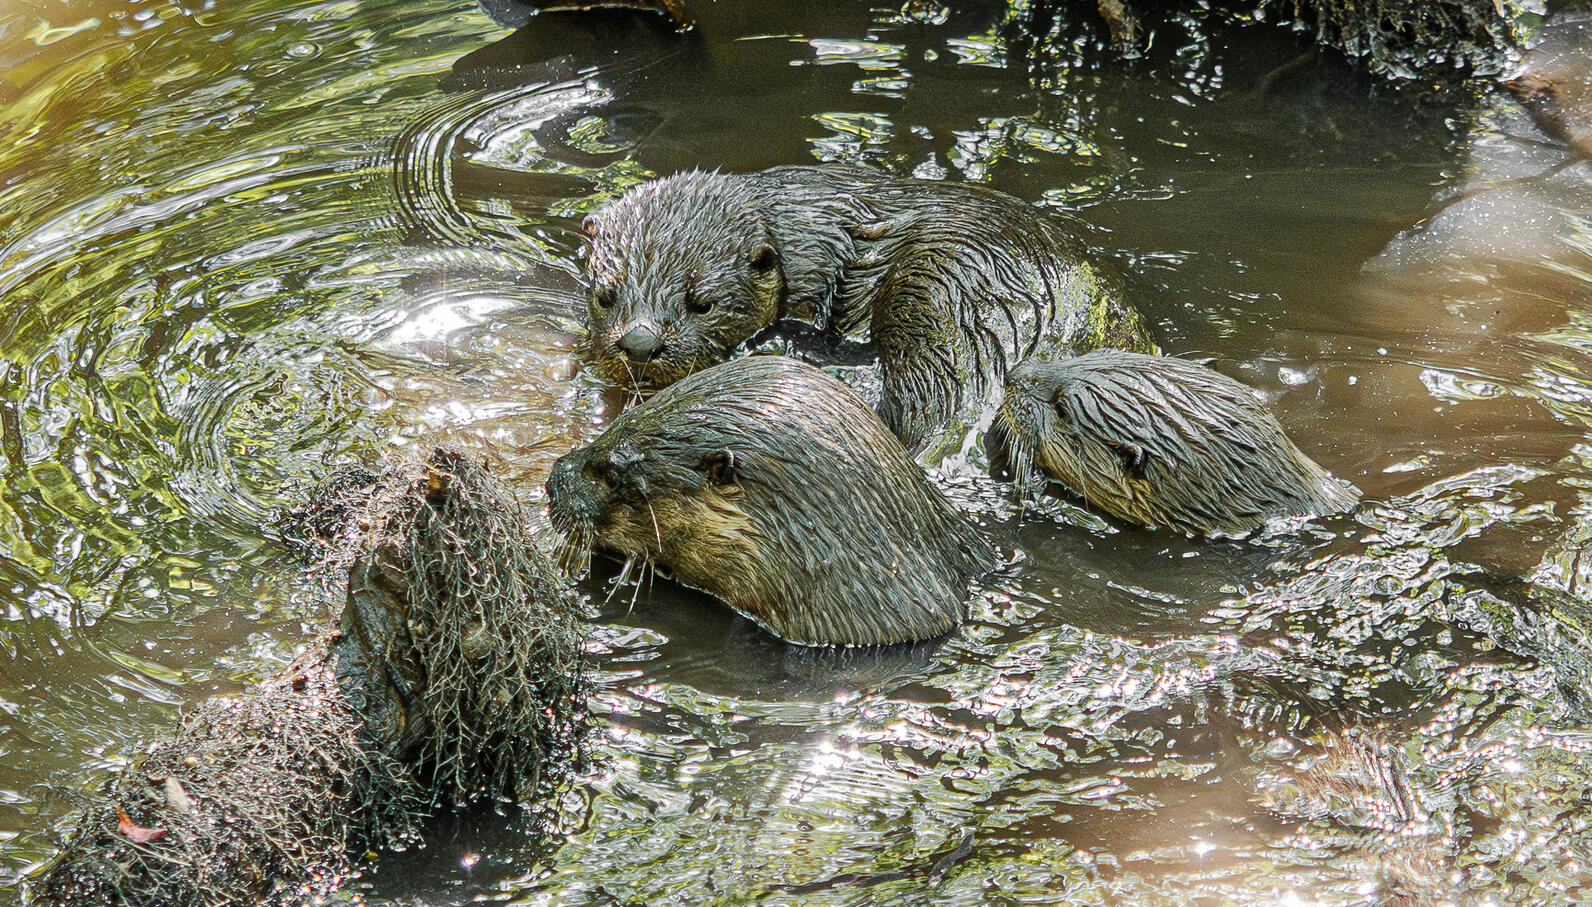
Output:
left=1251, top=726, right=1451, bottom=904
left=1014, top=0, right=1544, bottom=78
left=32, top=449, right=586, bottom=907
left=1263, top=0, right=1543, bottom=76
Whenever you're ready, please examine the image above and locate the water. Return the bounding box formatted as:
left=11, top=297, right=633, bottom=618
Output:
left=3, top=1, right=1592, bottom=903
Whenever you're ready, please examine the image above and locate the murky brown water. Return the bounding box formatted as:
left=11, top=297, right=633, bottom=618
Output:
left=4, top=1, right=1592, bottom=904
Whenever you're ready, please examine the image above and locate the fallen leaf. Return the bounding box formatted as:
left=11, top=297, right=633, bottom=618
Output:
left=117, top=808, right=168, bottom=844
left=162, top=777, right=194, bottom=814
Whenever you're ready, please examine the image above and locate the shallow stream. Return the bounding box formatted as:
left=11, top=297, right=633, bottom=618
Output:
left=4, top=1, right=1592, bottom=904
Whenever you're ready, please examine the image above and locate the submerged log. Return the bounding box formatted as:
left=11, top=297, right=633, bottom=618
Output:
left=32, top=449, right=585, bottom=907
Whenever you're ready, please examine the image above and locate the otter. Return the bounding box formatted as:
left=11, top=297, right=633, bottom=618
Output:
left=579, top=165, right=1155, bottom=452
left=546, top=355, right=995, bottom=646
left=990, top=350, right=1359, bottom=537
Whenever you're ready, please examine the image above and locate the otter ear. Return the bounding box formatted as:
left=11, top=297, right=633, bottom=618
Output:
left=846, top=220, right=891, bottom=241
left=845, top=214, right=912, bottom=241
left=582, top=214, right=601, bottom=238
left=749, top=243, right=777, bottom=272
left=1108, top=441, right=1152, bottom=481
left=699, top=449, right=738, bottom=486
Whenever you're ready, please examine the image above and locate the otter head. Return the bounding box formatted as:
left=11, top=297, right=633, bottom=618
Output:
left=993, top=351, right=1359, bottom=536
left=547, top=356, right=994, bottom=646
left=580, top=171, right=784, bottom=393
left=988, top=358, right=1066, bottom=488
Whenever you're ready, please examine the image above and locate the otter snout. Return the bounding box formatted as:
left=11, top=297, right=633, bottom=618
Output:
left=547, top=447, right=604, bottom=531
left=616, top=321, right=666, bottom=363
left=990, top=361, right=1059, bottom=486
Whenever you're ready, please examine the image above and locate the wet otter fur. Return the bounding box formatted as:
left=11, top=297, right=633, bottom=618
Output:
left=580, top=165, right=1155, bottom=451
left=991, top=350, right=1359, bottom=537
left=546, top=355, right=995, bottom=646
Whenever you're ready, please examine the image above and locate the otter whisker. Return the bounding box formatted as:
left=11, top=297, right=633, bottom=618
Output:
left=561, top=527, right=594, bottom=580
left=551, top=525, right=581, bottom=577
left=617, top=355, right=645, bottom=406
left=994, top=405, right=1038, bottom=521
left=647, top=501, right=663, bottom=554
left=627, top=558, right=650, bottom=616
left=606, top=556, right=638, bottom=604
left=1013, top=464, right=1031, bottom=524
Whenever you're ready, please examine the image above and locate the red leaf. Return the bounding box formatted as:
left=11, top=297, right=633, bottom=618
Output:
left=117, top=808, right=168, bottom=844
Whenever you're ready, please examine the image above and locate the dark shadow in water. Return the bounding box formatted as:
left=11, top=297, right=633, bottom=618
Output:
left=580, top=553, right=952, bottom=699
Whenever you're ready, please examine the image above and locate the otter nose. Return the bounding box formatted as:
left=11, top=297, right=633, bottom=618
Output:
left=616, top=324, right=665, bottom=363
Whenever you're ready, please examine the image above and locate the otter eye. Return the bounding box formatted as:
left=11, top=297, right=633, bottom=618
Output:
left=588, top=460, right=620, bottom=490
left=685, top=293, right=714, bottom=315
left=700, top=449, right=737, bottom=486
left=593, top=287, right=616, bottom=310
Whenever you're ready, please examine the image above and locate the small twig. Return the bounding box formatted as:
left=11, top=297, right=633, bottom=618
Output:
left=1096, top=0, right=1143, bottom=52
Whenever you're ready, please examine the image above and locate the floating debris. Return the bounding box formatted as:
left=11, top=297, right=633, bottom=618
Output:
left=33, top=449, right=585, bottom=907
